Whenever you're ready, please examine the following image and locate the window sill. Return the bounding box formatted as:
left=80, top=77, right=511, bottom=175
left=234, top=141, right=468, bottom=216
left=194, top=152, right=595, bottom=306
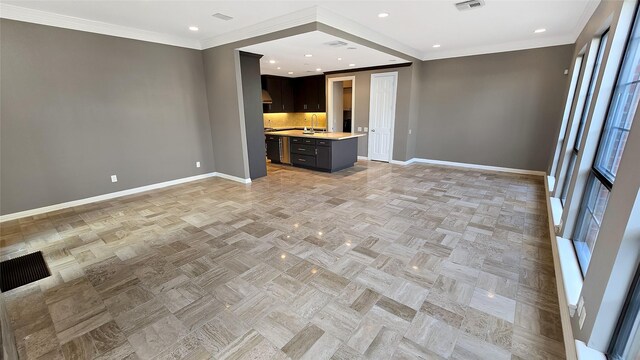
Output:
left=557, top=236, right=583, bottom=316
left=550, top=197, right=563, bottom=234
left=576, top=340, right=606, bottom=360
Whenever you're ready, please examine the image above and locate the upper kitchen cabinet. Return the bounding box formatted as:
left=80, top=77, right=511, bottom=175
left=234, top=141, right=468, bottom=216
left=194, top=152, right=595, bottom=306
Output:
left=262, top=75, right=325, bottom=113
left=262, top=75, right=294, bottom=113
left=293, top=75, right=326, bottom=112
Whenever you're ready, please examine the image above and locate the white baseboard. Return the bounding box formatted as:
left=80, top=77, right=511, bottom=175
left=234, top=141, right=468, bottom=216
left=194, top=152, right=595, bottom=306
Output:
left=408, top=158, right=546, bottom=176
left=214, top=172, right=252, bottom=184
left=544, top=176, right=579, bottom=360
left=0, top=171, right=250, bottom=222
left=357, top=156, right=369, bottom=161
left=389, top=159, right=414, bottom=165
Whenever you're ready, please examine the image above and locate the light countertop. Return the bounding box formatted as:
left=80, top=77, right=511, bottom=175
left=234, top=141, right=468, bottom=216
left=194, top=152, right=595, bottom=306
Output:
left=264, top=129, right=366, bottom=140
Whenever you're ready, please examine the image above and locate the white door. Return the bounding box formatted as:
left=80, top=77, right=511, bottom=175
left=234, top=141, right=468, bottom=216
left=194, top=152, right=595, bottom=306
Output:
left=368, top=72, right=398, bottom=162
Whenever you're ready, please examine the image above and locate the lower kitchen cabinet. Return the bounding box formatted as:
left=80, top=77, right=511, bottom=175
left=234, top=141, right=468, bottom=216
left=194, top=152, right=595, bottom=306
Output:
left=315, top=146, right=331, bottom=170
left=288, top=136, right=357, bottom=172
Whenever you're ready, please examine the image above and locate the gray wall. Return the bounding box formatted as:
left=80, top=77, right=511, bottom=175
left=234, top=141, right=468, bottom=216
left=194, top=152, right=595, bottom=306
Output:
left=415, top=45, right=575, bottom=171
left=240, top=52, right=267, bottom=179
left=327, top=65, right=417, bottom=160
left=0, top=19, right=214, bottom=215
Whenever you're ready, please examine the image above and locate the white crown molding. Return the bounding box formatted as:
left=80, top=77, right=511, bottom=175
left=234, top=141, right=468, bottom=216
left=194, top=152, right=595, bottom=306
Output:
left=200, top=6, right=318, bottom=49
left=421, top=34, right=576, bottom=61
left=0, top=3, right=201, bottom=49
left=0, top=171, right=251, bottom=222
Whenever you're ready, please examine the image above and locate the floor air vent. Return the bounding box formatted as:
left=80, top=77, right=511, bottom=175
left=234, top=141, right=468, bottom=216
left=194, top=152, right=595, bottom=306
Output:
left=0, top=251, right=50, bottom=292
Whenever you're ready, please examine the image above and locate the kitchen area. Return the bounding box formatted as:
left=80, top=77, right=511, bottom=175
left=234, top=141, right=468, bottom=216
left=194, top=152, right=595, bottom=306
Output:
left=238, top=30, right=407, bottom=179
left=261, top=74, right=365, bottom=172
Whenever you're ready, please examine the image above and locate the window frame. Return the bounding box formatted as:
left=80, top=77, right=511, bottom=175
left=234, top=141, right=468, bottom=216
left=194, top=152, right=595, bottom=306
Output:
left=559, top=31, right=610, bottom=206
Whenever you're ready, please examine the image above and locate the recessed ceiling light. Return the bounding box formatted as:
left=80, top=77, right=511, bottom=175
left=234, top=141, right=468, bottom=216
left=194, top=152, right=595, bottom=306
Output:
left=188, top=26, right=199, bottom=31
left=534, top=28, right=547, bottom=33
left=349, top=63, right=356, bottom=67
left=269, top=60, right=276, bottom=64
left=337, top=57, right=342, bottom=61
left=305, top=54, right=313, bottom=57
left=316, top=68, right=322, bottom=72
left=277, top=67, right=281, bottom=70
left=433, top=44, right=441, bottom=48
left=288, top=71, right=294, bottom=75
left=378, top=12, right=389, bottom=18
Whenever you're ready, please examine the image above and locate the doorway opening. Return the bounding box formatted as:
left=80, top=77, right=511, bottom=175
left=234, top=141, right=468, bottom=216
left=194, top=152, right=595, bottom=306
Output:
left=327, top=76, right=356, bottom=133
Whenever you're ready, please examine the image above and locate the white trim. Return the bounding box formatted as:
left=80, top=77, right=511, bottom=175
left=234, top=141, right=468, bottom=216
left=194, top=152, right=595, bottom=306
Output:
left=0, top=172, right=250, bottom=223
left=557, top=236, right=584, bottom=316
left=544, top=176, right=579, bottom=360
left=551, top=197, right=564, bottom=233
left=357, top=156, right=369, bottom=161
left=368, top=72, right=398, bottom=163
left=408, top=158, right=546, bottom=176
left=0, top=3, right=200, bottom=49
left=214, top=172, right=252, bottom=184
left=327, top=76, right=356, bottom=133
left=389, top=159, right=414, bottom=166
left=548, top=175, right=557, bottom=192
left=200, top=6, right=318, bottom=50
left=575, top=340, right=606, bottom=360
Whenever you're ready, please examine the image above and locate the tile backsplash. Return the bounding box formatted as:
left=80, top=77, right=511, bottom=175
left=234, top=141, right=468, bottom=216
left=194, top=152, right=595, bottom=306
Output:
left=263, top=112, right=327, bottom=129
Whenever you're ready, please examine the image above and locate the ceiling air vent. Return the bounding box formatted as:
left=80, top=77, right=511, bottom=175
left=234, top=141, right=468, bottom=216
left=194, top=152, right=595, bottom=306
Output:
left=324, top=40, right=348, bottom=48
left=212, top=13, right=233, bottom=21
left=455, top=0, right=485, bottom=11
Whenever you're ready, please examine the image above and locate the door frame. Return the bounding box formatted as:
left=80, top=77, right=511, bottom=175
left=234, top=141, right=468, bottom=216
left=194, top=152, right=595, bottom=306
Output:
left=327, top=76, right=356, bottom=133
left=367, top=71, right=398, bottom=162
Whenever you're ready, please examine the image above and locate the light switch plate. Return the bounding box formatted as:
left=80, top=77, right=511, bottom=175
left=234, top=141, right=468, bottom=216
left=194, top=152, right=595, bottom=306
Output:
left=409, top=129, right=412, bottom=134
left=111, top=175, right=118, bottom=183
left=357, top=127, right=362, bottom=132
left=579, top=307, right=586, bottom=329
left=196, top=161, right=201, bottom=168
left=364, top=127, right=368, bottom=132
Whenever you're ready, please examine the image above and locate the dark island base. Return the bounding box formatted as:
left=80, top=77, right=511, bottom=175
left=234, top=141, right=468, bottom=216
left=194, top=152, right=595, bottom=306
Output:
left=268, top=136, right=359, bottom=173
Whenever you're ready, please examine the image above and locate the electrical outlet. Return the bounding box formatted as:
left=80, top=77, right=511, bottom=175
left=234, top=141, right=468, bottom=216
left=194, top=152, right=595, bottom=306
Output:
left=196, top=161, right=201, bottom=168
left=111, top=175, right=118, bottom=183
left=409, top=129, right=412, bottom=135
left=564, top=69, right=569, bottom=75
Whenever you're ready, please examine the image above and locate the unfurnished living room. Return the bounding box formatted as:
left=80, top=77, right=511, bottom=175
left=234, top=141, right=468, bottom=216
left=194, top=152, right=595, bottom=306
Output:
left=1, top=1, right=639, bottom=359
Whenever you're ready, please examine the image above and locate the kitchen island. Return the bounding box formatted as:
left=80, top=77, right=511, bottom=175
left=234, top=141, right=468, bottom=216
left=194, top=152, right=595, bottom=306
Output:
left=264, top=130, right=366, bottom=172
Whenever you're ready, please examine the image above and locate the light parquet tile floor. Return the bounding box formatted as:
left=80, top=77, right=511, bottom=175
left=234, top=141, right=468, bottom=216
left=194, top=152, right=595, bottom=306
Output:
left=0, top=161, right=565, bottom=360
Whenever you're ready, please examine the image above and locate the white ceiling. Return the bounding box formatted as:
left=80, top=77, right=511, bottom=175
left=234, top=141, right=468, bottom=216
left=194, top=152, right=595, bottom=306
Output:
left=1, top=1, right=600, bottom=60
left=241, top=31, right=408, bottom=77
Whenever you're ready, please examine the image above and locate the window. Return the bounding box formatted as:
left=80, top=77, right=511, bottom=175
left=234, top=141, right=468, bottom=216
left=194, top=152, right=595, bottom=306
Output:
left=561, top=31, right=609, bottom=205
left=573, top=10, right=640, bottom=274
left=609, top=265, right=640, bottom=359
left=553, top=56, right=585, bottom=178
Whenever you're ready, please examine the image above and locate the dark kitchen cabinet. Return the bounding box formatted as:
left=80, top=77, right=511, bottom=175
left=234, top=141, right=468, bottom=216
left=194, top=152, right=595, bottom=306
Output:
left=262, top=75, right=325, bottom=113
left=289, top=136, right=357, bottom=172
left=262, top=76, right=294, bottom=113
left=292, top=75, right=326, bottom=112
left=265, top=136, right=281, bottom=163
left=315, top=146, right=331, bottom=170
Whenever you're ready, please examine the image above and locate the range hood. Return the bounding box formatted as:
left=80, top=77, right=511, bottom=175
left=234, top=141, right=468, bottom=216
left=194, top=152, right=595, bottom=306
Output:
left=262, top=89, right=273, bottom=104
